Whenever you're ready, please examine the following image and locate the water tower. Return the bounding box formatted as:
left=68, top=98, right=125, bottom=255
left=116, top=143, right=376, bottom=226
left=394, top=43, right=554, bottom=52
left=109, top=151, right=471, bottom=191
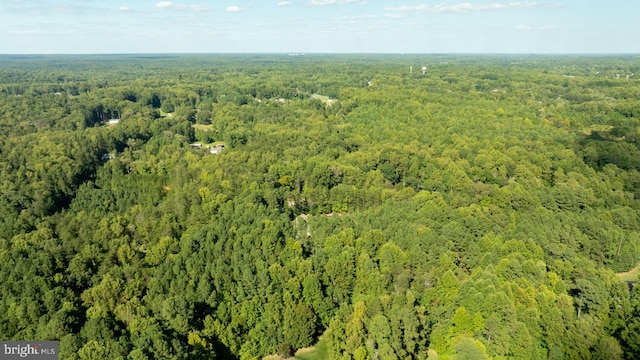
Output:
left=422, top=66, right=427, bottom=75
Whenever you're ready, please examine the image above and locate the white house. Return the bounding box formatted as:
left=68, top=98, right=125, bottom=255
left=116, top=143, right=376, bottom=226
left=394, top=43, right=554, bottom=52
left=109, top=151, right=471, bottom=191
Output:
left=209, top=144, right=225, bottom=154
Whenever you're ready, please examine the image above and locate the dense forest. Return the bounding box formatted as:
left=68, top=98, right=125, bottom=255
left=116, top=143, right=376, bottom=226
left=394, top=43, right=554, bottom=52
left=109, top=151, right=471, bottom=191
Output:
left=2, top=54, right=640, bottom=359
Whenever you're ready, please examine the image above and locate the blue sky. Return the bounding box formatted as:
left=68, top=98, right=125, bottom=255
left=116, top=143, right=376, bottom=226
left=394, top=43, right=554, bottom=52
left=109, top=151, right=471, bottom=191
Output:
left=0, top=0, right=637, bottom=54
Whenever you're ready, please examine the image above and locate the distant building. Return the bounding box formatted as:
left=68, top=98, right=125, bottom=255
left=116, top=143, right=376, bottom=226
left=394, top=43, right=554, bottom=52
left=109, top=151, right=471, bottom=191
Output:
left=208, top=144, right=225, bottom=154
left=101, top=153, right=115, bottom=160
left=108, top=119, right=120, bottom=125
left=190, top=143, right=202, bottom=149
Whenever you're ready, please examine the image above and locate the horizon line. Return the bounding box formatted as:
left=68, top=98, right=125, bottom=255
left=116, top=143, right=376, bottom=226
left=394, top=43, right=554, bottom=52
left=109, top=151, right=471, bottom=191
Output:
left=1, top=52, right=640, bottom=57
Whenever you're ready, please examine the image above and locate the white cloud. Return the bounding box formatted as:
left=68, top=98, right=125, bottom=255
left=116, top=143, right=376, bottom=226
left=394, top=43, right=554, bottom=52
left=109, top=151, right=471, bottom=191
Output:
left=310, top=0, right=366, bottom=6
left=8, top=29, right=41, bottom=35
left=118, top=6, right=130, bottom=11
left=343, top=14, right=377, bottom=24
left=517, top=24, right=558, bottom=31
left=226, top=5, right=241, bottom=12
left=277, top=1, right=291, bottom=6
left=183, top=4, right=208, bottom=11
left=155, top=2, right=208, bottom=11
left=386, top=2, right=537, bottom=13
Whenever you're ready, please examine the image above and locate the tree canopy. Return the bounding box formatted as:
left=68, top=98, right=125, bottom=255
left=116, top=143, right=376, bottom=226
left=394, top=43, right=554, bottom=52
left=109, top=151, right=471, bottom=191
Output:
left=1, top=54, right=640, bottom=359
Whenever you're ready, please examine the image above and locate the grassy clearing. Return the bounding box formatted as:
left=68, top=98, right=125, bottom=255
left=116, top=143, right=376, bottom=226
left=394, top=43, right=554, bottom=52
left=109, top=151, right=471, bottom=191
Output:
left=159, top=109, right=173, bottom=117
left=192, top=123, right=213, bottom=132
left=262, top=333, right=329, bottom=360
left=294, top=335, right=329, bottom=360
left=579, top=124, right=628, bottom=141
left=581, top=124, right=613, bottom=136
left=311, top=94, right=335, bottom=106
left=616, top=263, right=640, bottom=282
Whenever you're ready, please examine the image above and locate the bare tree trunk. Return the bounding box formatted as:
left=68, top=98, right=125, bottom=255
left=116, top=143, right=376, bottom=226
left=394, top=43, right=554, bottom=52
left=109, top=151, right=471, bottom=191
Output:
left=618, top=234, right=624, bottom=256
